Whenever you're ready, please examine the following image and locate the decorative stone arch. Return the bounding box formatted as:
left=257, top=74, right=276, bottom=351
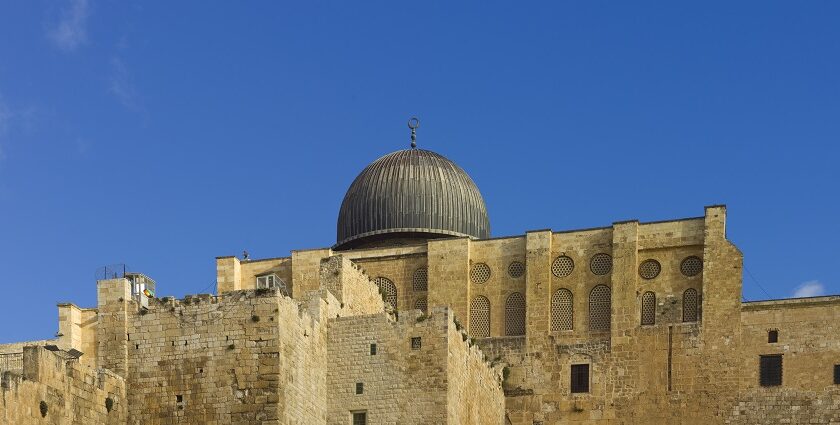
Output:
left=589, top=285, right=611, bottom=331
left=374, top=277, right=397, bottom=309
left=683, top=288, right=699, bottom=322
left=641, top=291, right=656, bottom=325
left=469, top=296, right=491, bottom=338
left=505, top=292, right=526, bottom=336
left=551, top=288, right=574, bottom=331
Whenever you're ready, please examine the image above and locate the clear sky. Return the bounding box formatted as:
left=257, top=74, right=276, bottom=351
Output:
left=0, top=1, right=838, bottom=343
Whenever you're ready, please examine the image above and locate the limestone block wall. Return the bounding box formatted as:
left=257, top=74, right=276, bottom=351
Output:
left=57, top=303, right=98, bottom=368
left=101, top=286, right=328, bottom=424
left=0, top=346, right=126, bottom=425
left=318, top=255, right=388, bottom=317
left=741, top=297, right=840, bottom=391
left=726, top=387, right=840, bottom=424
left=326, top=307, right=504, bottom=425
left=346, top=246, right=428, bottom=313
left=445, top=312, right=506, bottom=425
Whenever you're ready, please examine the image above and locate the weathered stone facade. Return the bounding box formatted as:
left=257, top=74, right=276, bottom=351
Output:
left=3, top=132, right=840, bottom=425
left=4, top=205, right=840, bottom=424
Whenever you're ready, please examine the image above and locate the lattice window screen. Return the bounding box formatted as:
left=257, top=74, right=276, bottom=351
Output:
left=551, top=289, right=574, bottom=331
left=412, top=267, right=428, bottom=291
left=508, top=261, right=526, bottom=278
left=414, top=297, right=427, bottom=313
left=683, top=288, right=699, bottom=322
left=470, top=263, right=492, bottom=284
left=469, top=296, right=491, bottom=338
left=589, top=285, right=611, bottom=331
left=374, top=277, right=398, bottom=309
left=505, top=292, right=526, bottom=336
left=590, top=253, right=613, bottom=275
left=552, top=256, right=575, bottom=278
left=680, top=256, right=703, bottom=277
left=639, top=259, right=662, bottom=280
left=641, top=291, right=656, bottom=325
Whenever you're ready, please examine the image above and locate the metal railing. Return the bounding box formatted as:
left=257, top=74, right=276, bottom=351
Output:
left=0, top=352, right=23, bottom=374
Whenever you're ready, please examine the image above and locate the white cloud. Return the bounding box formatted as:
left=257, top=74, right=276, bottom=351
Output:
left=47, top=0, right=90, bottom=52
left=0, top=96, right=11, bottom=161
left=109, top=57, right=138, bottom=109
left=791, top=280, right=825, bottom=298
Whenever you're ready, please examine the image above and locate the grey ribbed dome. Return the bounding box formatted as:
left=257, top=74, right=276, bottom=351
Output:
left=335, top=149, right=490, bottom=250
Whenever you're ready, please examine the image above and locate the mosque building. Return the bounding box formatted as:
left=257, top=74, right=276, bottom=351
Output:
left=2, top=119, right=839, bottom=424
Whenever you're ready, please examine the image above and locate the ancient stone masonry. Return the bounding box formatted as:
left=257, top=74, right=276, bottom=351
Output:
left=0, top=346, right=126, bottom=424
left=3, top=138, right=840, bottom=424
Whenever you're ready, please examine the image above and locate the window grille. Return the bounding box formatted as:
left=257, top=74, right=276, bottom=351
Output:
left=410, top=337, right=422, bottom=350
left=590, top=253, right=612, bottom=275
left=552, top=256, right=574, bottom=278
left=414, top=297, right=427, bottom=313
left=505, top=292, right=526, bottom=336
left=638, top=259, right=661, bottom=280
left=768, top=330, right=778, bottom=343
left=834, top=365, right=840, bottom=385
left=570, top=364, right=590, bottom=393
left=352, top=411, right=367, bottom=425
left=682, top=288, right=699, bottom=322
left=374, top=277, right=398, bottom=309
left=469, top=296, right=491, bottom=338
left=355, top=382, right=364, bottom=394
left=256, top=274, right=287, bottom=293
left=680, top=256, right=703, bottom=277
left=759, top=355, right=782, bottom=386
left=508, top=261, right=526, bottom=278
left=412, top=267, right=428, bottom=291
left=551, top=289, right=574, bottom=331
left=370, top=344, right=377, bottom=355
left=470, top=263, right=491, bottom=284
left=641, top=291, right=656, bottom=325
left=589, top=285, right=611, bottom=331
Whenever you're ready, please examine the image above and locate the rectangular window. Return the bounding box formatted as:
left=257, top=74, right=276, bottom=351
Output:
left=834, top=365, right=840, bottom=385
left=355, top=382, right=364, bottom=394
left=370, top=343, right=377, bottom=355
left=256, top=275, right=275, bottom=289
left=352, top=411, right=367, bottom=425
left=768, top=330, right=778, bottom=343
left=570, top=364, right=590, bottom=393
left=411, top=337, right=422, bottom=350
left=759, top=355, right=782, bottom=387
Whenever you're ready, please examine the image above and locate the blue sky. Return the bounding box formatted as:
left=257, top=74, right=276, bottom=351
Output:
left=0, top=1, right=838, bottom=343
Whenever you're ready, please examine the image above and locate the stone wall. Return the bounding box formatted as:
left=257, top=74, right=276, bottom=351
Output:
left=0, top=346, right=126, bottom=425
left=97, top=278, right=329, bottom=424
left=326, top=307, right=504, bottom=424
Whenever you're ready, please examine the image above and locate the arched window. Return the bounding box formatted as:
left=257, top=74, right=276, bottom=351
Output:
left=374, top=277, right=397, bottom=309
left=551, top=289, right=574, bottom=331
left=683, top=288, right=699, bottom=322
left=414, top=297, right=427, bottom=313
left=469, top=296, right=491, bottom=338
left=505, top=292, right=526, bottom=336
left=412, top=267, right=428, bottom=292
left=641, top=291, right=656, bottom=325
left=589, top=285, right=611, bottom=331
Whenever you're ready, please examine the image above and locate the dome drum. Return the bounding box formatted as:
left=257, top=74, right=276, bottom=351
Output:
left=335, top=148, right=490, bottom=250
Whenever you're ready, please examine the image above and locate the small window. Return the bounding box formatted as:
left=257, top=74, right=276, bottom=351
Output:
left=411, top=337, right=422, bottom=350
left=352, top=411, right=367, bottom=425
left=759, top=355, right=782, bottom=387
left=370, top=343, right=377, bottom=355
left=641, top=291, right=656, bottom=326
left=834, top=365, right=840, bottom=385
left=570, top=364, right=590, bottom=393
left=256, top=274, right=287, bottom=291
left=355, top=382, right=364, bottom=395
left=768, top=330, right=778, bottom=343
